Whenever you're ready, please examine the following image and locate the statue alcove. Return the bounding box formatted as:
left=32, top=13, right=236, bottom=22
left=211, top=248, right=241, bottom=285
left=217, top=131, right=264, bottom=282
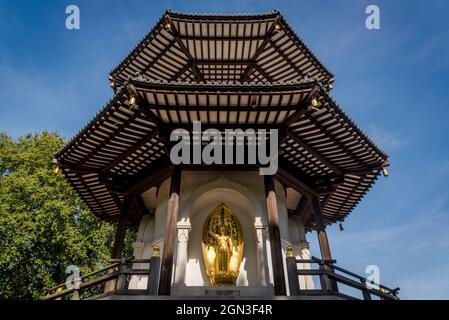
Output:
left=179, top=178, right=264, bottom=288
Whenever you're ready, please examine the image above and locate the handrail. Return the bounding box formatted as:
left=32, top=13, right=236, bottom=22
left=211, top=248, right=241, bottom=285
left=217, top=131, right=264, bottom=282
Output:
left=44, top=249, right=161, bottom=300
left=310, top=256, right=400, bottom=295
left=288, top=253, right=399, bottom=300
left=45, top=271, right=119, bottom=300
left=44, top=262, right=120, bottom=294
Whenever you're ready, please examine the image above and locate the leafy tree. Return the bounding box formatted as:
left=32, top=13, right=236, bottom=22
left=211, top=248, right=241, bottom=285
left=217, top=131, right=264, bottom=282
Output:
left=0, top=132, right=122, bottom=299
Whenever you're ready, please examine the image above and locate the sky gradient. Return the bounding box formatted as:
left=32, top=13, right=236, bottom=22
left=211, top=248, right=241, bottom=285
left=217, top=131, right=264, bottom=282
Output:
left=1, top=0, right=448, bottom=299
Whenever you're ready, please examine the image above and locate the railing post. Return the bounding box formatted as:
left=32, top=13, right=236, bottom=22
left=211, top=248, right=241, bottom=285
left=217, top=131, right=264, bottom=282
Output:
left=71, top=289, right=80, bottom=300
left=55, top=287, right=63, bottom=300
left=147, top=247, right=161, bottom=295
left=360, top=279, right=372, bottom=300
left=286, top=246, right=301, bottom=296
left=116, top=259, right=128, bottom=291
left=318, top=261, right=332, bottom=291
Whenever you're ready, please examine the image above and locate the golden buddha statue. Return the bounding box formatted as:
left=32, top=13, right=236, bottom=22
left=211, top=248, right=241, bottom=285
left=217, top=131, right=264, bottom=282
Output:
left=202, top=203, right=243, bottom=285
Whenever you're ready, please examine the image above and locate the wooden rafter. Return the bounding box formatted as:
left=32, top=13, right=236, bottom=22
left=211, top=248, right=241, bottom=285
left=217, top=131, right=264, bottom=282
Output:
left=75, top=108, right=151, bottom=168
left=298, top=106, right=374, bottom=170
left=284, top=84, right=321, bottom=125
left=240, top=16, right=280, bottom=82
left=99, top=129, right=163, bottom=175
left=266, top=38, right=304, bottom=79
left=285, top=128, right=343, bottom=176
left=140, top=38, right=177, bottom=76
left=165, top=15, right=205, bottom=82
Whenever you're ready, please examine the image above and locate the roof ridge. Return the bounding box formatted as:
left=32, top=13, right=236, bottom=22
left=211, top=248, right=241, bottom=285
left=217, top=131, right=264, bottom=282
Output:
left=130, top=74, right=319, bottom=87
left=109, top=9, right=334, bottom=86
left=166, top=9, right=279, bottom=18
left=109, top=9, right=279, bottom=80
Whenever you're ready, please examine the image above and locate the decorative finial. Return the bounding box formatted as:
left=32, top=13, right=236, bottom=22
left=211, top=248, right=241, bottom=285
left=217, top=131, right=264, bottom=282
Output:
left=274, top=23, right=282, bottom=33
left=152, top=246, right=160, bottom=257
left=310, top=97, right=319, bottom=111
left=128, top=95, right=136, bottom=109
left=286, top=246, right=294, bottom=257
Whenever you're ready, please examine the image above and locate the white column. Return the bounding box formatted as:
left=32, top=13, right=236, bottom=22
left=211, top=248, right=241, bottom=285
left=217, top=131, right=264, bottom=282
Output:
left=255, top=218, right=270, bottom=286
left=173, top=221, right=191, bottom=285
left=292, top=241, right=315, bottom=290
left=128, top=242, right=147, bottom=289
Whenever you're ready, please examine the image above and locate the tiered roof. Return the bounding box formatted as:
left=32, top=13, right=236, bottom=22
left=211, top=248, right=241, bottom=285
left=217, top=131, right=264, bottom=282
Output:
left=56, top=10, right=388, bottom=229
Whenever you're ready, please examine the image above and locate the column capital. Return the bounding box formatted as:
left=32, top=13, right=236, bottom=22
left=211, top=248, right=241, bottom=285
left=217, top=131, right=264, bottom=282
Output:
left=176, top=221, right=191, bottom=230
left=132, top=241, right=146, bottom=249
left=254, top=224, right=269, bottom=243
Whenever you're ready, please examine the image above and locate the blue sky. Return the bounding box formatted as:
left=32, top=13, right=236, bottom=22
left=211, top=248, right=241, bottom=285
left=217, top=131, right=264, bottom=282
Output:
left=1, top=0, right=448, bottom=299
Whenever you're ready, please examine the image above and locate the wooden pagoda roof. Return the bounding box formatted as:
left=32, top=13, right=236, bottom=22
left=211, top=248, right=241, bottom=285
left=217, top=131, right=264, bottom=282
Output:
left=56, top=10, right=388, bottom=230
left=109, top=10, right=334, bottom=88
left=56, top=79, right=388, bottom=229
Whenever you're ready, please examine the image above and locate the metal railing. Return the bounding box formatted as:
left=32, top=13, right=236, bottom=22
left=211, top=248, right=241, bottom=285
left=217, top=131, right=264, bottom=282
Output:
left=44, top=248, right=161, bottom=300
left=286, top=251, right=400, bottom=300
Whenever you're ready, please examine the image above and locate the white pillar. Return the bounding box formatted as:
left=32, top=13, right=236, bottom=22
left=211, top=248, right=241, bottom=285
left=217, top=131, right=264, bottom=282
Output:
left=292, top=242, right=315, bottom=290
left=173, top=221, right=191, bottom=285
left=128, top=242, right=148, bottom=289
left=254, top=218, right=270, bottom=286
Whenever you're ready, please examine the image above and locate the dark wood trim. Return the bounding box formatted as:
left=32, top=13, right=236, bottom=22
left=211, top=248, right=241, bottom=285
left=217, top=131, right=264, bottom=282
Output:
left=168, top=11, right=279, bottom=21
left=182, top=164, right=260, bottom=172
left=264, top=175, right=286, bottom=296
left=135, top=195, right=150, bottom=217
left=128, top=195, right=150, bottom=227
left=294, top=196, right=313, bottom=226
left=178, top=35, right=267, bottom=41
left=158, top=166, right=182, bottom=295
left=171, top=123, right=281, bottom=131
left=58, top=162, right=99, bottom=174
left=275, top=165, right=319, bottom=200
left=124, top=161, right=174, bottom=198
left=111, top=210, right=129, bottom=259
left=311, top=197, right=331, bottom=258
left=283, top=84, right=320, bottom=126
left=310, top=196, right=338, bottom=291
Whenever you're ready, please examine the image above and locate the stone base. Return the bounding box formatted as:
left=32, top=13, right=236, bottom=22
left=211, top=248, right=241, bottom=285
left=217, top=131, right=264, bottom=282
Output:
left=170, top=285, right=275, bottom=297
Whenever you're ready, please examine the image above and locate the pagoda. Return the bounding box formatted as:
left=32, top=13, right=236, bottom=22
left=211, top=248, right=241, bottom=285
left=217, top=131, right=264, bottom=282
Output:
left=48, top=10, right=399, bottom=300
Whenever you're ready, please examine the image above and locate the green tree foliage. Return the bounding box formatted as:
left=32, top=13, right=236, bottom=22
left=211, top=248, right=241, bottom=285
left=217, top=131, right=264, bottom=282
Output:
left=0, top=132, right=118, bottom=299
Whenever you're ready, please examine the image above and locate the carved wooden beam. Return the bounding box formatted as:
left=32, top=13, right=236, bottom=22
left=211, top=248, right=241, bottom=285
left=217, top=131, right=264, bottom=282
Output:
left=240, top=16, right=280, bottom=82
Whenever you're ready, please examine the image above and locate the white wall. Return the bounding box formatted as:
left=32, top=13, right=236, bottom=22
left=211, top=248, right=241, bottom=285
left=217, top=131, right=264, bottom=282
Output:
left=129, top=170, right=314, bottom=293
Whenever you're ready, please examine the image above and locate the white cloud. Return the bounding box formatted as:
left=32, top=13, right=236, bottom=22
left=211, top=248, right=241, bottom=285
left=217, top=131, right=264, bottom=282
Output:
left=368, top=124, right=408, bottom=151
